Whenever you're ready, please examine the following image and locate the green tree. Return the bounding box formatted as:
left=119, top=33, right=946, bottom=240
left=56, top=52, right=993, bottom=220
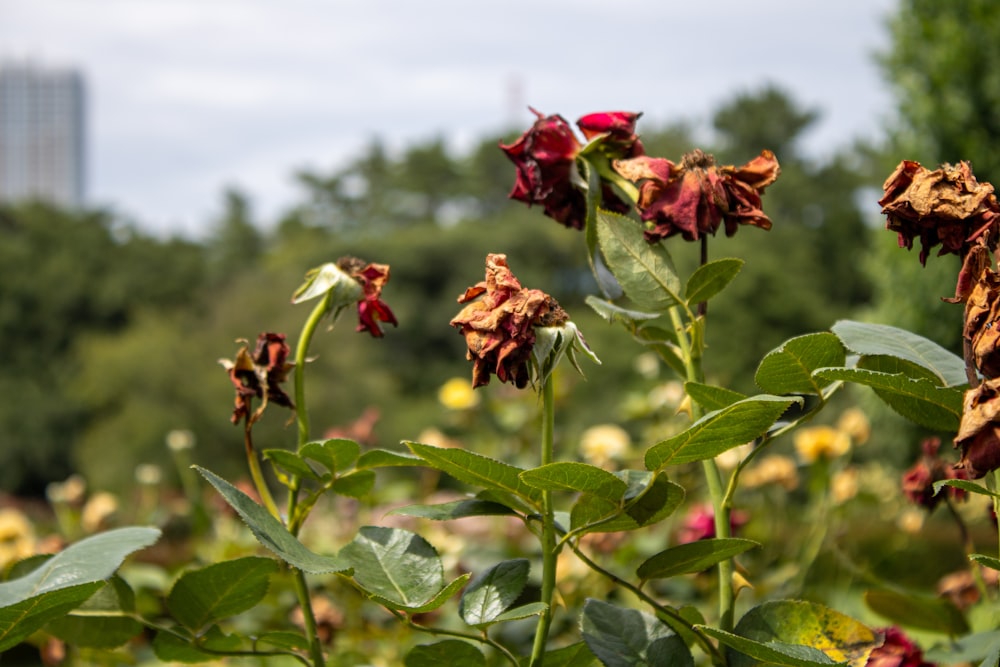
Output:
left=880, top=0, right=1000, bottom=182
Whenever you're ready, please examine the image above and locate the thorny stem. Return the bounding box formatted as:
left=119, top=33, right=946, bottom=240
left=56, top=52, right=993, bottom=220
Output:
left=291, top=568, right=327, bottom=667
left=529, top=377, right=558, bottom=667
left=570, top=542, right=726, bottom=664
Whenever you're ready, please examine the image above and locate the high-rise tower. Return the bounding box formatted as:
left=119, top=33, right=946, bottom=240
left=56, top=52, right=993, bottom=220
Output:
left=0, top=63, right=86, bottom=208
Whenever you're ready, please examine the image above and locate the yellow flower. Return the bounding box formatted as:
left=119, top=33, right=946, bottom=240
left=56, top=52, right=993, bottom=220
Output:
left=836, top=408, right=870, bottom=445
left=741, top=455, right=799, bottom=490
left=580, top=424, right=631, bottom=468
left=793, top=425, right=851, bottom=464
left=0, top=509, right=35, bottom=568
left=81, top=492, right=119, bottom=533
left=831, top=467, right=859, bottom=504
left=437, top=377, right=481, bottom=410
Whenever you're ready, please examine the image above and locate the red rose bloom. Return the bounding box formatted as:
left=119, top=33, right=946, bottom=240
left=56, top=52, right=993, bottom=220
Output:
left=450, top=254, right=568, bottom=388
left=614, top=148, right=780, bottom=243
left=866, top=627, right=934, bottom=667
left=337, top=257, right=398, bottom=338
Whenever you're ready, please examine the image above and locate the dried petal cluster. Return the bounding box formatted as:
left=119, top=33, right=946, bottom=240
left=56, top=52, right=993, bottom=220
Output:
left=901, top=437, right=968, bottom=509
left=219, top=332, right=294, bottom=424
left=614, top=149, right=780, bottom=242
left=450, top=254, right=567, bottom=388
left=879, top=160, right=1000, bottom=265
left=500, top=109, right=642, bottom=230
left=338, top=257, right=398, bottom=338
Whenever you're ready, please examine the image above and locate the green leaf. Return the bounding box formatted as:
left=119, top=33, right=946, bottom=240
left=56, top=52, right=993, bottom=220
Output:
left=0, top=582, right=104, bottom=652
left=195, top=466, right=350, bottom=574
left=520, top=462, right=628, bottom=501
left=831, top=320, right=967, bottom=387
left=152, top=624, right=242, bottom=663
left=405, top=639, right=486, bottom=667
left=570, top=473, right=684, bottom=534
left=685, top=382, right=747, bottom=412
left=300, top=438, right=361, bottom=473
left=755, top=333, right=846, bottom=395
left=332, top=469, right=376, bottom=498
left=167, top=556, right=278, bottom=633
left=542, top=641, right=601, bottom=666
left=636, top=538, right=759, bottom=581
left=700, top=627, right=840, bottom=667
left=255, top=630, right=310, bottom=651
left=933, top=478, right=998, bottom=499
left=924, top=629, right=1000, bottom=665
left=342, top=526, right=467, bottom=612
left=459, top=559, right=530, bottom=627
left=585, top=295, right=660, bottom=325
left=405, top=441, right=542, bottom=505
left=357, top=448, right=423, bottom=469
left=389, top=499, right=517, bottom=520
left=46, top=577, right=143, bottom=648
left=581, top=598, right=693, bottom=667
left=856, top=354, right=944, bottom=384
left=685, top=257, right=744, bottom=305
left=722, top=599, right=884, bottom=667
left=0, top=526, right=160, bottom=607
left=262, top=449, right=320, bottom=481
left=813, top=367, right=963, bottom=432
left=645, top=396, right=799, bottom=470
left=970, top=554, right=1000, bottom=571
left=596, top=209, right=682, bottom=310
left=864, top=588, right=970, bottom=634
left=492, top=601, right=548, bottom=623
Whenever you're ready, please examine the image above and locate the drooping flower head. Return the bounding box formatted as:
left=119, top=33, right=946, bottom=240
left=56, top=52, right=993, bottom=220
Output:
left=957, top=245, right=1000, bottom=377
left=879, top=159, right=1000, bottom=265
left=292, top=257, right=397, bottom=338
left=450, top=254, right=568, bottom=388
left=955, top=377, right=1000, bottom=478
left=219, top=332, right=294, bottom=424
left=901, top=437, right=968, bottom=510
left=500, top=108, right=644, bottom=230
left=614, top=148, right=780, bottom=243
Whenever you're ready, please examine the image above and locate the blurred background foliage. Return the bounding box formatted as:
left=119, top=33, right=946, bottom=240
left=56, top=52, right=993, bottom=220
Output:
left=0, top=0, right=994, bottom=497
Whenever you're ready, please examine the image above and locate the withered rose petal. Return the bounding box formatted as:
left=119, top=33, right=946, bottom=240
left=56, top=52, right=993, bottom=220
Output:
left=955, top=378, right=1000, bottom=478
left=724, top=149, right=781, bottom=191
left=576, top=111, right=642, bottom=141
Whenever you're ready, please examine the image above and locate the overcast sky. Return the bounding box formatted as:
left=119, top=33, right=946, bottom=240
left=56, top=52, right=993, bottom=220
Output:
left=2, top=0, right=899, bottom=237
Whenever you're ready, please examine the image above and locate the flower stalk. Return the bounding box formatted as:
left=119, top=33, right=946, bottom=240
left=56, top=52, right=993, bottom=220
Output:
left=529, top=376, right=558, bottom=666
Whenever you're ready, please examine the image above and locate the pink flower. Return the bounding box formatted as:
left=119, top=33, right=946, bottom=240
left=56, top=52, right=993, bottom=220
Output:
left=866, top=627, right=934, bottom=667
left=901, top=437, right=968, bottom=509
left=676, top=503, right=749, bottom=544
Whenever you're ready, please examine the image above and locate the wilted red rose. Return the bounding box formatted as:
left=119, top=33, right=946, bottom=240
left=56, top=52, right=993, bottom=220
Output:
left=220, top=332, right=294, bottom=424
left=901, top=437, right=968, bottom=510
left=614, top=148, right=780, bottom=243
left=337, top=257, right=398, bottom=338
left=955, top=377, right=1000, bottom=478
left=879, top=159, right=1000, bottom=265
left=450, top=254, right=568, bottom=388
left=500, top=109, right=586, bottom=229
left=866, top=627, right=933, bottom=667
left=577, top=111, right=644, bottom=158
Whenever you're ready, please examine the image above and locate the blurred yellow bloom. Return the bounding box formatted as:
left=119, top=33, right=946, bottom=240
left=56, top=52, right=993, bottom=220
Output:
left=716, top=443, right=753, bottom=470
left=580, top=424, right=631, bottom=468
left=414, top=427, right=462, bottom=449
left=897, top=507, right=925, bottom=534
left=437, top=377, right=481, bottom=410
left=81, top=492, right=119, bottom=533
left=46, top=474, right=86, bottom=506
left=0, top=508, right=35, bottom=568
left=741, top=455, right=799, bottom=490
left=836, top=408, right=870, bottom=445
left=794, top=425, right=851, bottom=464
left=831, top=467, right=859, bottom=504
left=165, top=429, right=196, bottom=451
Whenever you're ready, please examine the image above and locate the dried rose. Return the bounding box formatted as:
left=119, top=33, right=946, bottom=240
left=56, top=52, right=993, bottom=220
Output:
left=955, top=377, right=1000, bottom=478
left=292, top=257, right=397, bottom=338
left=879, top=159, right=1000, bottom=265
left=960, top=252, right=1000, bottom=377
left=614, top=148, right=780, bottom=242
left=219, top=332, right=294, bottom=424
left=500, top=109, right=586, bottom=229
left=866, top=627, right=933, bottom=667
left=901, top=437, right=968, bottom=509
left=450, top=254, right=568, bottom=388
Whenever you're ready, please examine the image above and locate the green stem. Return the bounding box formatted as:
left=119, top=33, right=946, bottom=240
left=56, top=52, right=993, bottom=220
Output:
left=244, top=419, right=281, bottom=520
left=291, top=568, right=326, bottom=667
left=390, top=610, right=520, bottom=666
left=667, top=304, right=734, bottom=631
left=288, top=290, right=336, bottom=532
left=529, top=377, right=558, bottom=667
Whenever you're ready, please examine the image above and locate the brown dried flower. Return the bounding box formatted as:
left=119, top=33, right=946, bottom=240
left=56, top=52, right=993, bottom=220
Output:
left=955, top=377, right=1000, bottom=478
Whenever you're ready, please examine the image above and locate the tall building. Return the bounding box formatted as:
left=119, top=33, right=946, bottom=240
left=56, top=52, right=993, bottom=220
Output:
left=0, top=63, right=86, bottom=208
